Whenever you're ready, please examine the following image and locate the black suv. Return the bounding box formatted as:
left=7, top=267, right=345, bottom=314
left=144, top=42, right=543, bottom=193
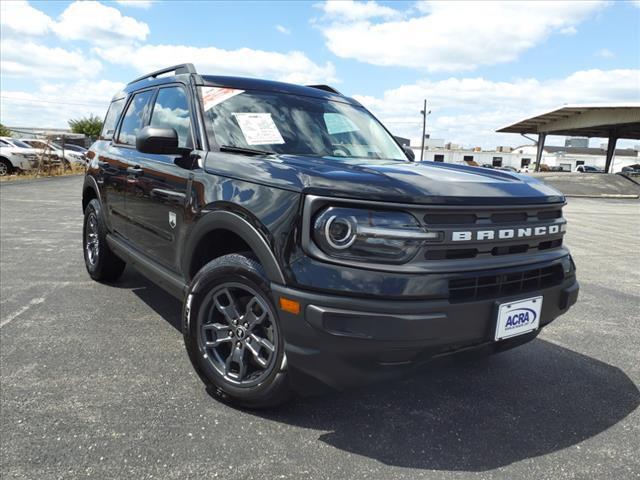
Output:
left=83, top=64, right=579, bottom=407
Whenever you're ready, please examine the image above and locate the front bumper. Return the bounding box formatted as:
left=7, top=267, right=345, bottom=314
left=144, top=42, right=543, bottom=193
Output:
left=272, top=272, right=579, bottom=393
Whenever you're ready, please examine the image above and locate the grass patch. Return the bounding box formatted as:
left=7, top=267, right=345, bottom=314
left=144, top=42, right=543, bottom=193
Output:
left=0, top=165, right=86, bottom=183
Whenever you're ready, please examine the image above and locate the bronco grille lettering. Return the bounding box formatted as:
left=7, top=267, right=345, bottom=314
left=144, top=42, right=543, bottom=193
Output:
left=451, top=223, right=565, bottom=242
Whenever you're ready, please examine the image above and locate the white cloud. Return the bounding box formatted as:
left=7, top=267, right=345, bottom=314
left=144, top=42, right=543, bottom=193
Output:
left=1, top=79, right=125, bottom=128
left=115, top=0, right=155, bottom=8
left=1, top=39, right=101, bottom=78
left=595, top=48, right=615, bottom=59
left=95, top=44, right=337, bottom=84
left=559, top=26, right=578, bottom=36
left=318, top=0, right=607, bottom=71
left=52, top=1, right=149, bottom=45
left=317, top=0, right=400, bottom=20
left=0, top=1, right=149, bottom=44
left=0, top=0, right=53, bottom=37
left=354, top=69, right=640, bottom=147
left=276, top=24, right=291, bottom=35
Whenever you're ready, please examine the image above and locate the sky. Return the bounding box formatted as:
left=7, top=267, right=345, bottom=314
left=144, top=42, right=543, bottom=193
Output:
left=1, top=0, right=639, bottom=148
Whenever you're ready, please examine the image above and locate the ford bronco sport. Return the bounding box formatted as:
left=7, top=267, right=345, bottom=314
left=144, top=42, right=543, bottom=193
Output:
left=82, top=64, right=579, bottom=407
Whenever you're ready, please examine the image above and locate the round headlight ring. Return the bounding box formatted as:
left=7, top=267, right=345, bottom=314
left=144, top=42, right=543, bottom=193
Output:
left=324, top=215, right=357, bottom=250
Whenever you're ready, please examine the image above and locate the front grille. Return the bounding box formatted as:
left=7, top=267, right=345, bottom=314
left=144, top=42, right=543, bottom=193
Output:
left=425, top=238, right=563, bottom=260
left=423, top=207, right=563, bottom=227
left=424, top=213, right=477, bottom=225
left=448, top=264, right=564, bottom=303
left=419, top=204, right=566, bottom=262
left=491, top=212, right=527, bottom=223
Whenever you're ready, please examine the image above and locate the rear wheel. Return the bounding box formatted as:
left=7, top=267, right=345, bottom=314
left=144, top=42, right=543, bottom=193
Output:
left=184, top=253, right=291, bottom=408
left=83, top=198, right=126, bottom=281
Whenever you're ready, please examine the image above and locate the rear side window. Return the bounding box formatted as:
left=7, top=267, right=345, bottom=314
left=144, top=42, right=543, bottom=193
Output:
left=149, top=86, right=192, bottom=148
left=117, top=90, right=155, bottom=146
left=101, top=98, right=125, bottom=139
left=28, top=140, right=47, bottom=149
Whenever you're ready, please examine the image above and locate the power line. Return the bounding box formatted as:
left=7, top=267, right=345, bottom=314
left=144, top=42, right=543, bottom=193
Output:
left=0, top=96, right=106, bottom=108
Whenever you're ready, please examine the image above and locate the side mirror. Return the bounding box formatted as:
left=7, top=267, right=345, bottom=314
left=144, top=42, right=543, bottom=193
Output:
left=136, top=126, right=180, bottom=154
left=403, top=146, right=415, bottom=162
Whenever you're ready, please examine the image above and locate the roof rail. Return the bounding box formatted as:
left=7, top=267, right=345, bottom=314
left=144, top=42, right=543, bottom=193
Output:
left=307, top=84, right=342, bottom=95
left=128, top=63, right=197, bottom=85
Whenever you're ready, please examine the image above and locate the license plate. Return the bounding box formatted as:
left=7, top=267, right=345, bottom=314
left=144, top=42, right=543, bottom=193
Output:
left=495, top=296, right=542, bottom=341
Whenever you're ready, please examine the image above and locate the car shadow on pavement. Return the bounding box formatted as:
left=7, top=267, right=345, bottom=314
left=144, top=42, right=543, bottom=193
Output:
left=114, top=268, right=639, bottom=472
left=115, top=267, right=183, bottom=332
left=255, top=339, right=639, bottom=472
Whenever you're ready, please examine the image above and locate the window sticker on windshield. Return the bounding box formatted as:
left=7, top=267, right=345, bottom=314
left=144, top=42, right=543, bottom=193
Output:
left=324, top=113, right=358, bottom=134
left=232, top=113, right=285, bottom=145
left=201, top=87, right=244, bottom=111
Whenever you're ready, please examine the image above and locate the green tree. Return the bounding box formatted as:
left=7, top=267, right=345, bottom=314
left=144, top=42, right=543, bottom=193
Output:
left=0, top=123, right=11, bottom=137
left=68, top=114, right=103, bottom=138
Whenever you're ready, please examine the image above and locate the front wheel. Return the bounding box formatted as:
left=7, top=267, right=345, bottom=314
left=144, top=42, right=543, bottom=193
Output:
left=183, top=254, right=291, bottom=408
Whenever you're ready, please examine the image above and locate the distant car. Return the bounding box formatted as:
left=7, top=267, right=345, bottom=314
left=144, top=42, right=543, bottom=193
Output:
left=20, top=139, right=86, bottom=166
left=620, top=164, right=640, bottom=174
left=0, top=137, right=39, bottom=175
left=574, top=165, right=603, bottom=173
left=54, top=143, right=87, bottom=165
left=497, top=166, right=518, bottom=172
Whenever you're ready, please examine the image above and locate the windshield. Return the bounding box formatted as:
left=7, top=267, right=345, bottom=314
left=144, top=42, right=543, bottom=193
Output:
left=63, top=144, right=83, bottom=151
left=199, top=87, right=406, bottom=161
left=9, top=139, right=31, bottom=148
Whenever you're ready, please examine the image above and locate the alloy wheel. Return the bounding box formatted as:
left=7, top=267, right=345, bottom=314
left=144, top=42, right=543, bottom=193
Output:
left=85, top=213, right=100, bottom=266
left=198, top=282, right=279, bottom=386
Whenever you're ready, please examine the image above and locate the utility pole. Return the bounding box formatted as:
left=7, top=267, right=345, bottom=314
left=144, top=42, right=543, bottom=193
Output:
left=420, top=99, right=428, bottom=161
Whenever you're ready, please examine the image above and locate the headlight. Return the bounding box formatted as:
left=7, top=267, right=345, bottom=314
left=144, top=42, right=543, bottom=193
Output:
left=312, top=207, right=441, bottom=264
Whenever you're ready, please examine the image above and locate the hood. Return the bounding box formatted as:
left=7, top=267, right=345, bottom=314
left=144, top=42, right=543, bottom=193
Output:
left=205, top=154, right=565, bottom=205
left=0, top=146, right=39, bottom=155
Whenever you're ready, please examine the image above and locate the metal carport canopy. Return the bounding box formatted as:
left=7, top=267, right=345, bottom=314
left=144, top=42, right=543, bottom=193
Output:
left=496, top=104, right=640, bottom=172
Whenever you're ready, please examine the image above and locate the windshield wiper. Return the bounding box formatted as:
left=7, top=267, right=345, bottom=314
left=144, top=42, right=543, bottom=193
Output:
left=219, top=145, right=275, bottom=156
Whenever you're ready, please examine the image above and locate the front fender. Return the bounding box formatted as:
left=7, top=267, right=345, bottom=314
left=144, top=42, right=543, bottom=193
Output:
left=183, top=210, right=286, bottom=285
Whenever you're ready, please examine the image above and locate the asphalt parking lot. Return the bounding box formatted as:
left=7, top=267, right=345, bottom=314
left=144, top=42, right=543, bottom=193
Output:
left=1, top=175, right=639, bottom=480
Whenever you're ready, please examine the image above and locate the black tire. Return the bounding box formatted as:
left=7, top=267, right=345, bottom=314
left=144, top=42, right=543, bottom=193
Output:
left=83, top=198, right=126, bottom=282
left=183, top=253, right=291, bottom=408
left=0, top=158, right=13, bottom=176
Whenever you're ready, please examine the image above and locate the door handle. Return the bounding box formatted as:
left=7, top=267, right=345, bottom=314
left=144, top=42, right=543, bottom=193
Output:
left=127, top=165, right=143, bottom=175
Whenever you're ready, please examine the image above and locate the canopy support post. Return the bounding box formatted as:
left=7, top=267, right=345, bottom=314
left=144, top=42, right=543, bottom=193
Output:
left=604, top=131, right=618, bottom=173
left=534, top=133, right=546, bottom=172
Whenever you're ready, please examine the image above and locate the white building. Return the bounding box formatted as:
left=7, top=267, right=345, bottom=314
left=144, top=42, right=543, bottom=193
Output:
left=512, top=145, right=639, bottom=172
left=410, top=143, right=639, bottom=173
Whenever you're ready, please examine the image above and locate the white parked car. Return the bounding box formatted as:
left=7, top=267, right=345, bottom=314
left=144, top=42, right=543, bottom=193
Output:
left=0, top=137, right=39, bottom=176
left=20, top=139, right=86, bottom=166
left=575, top=165, right=603, bottom=173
